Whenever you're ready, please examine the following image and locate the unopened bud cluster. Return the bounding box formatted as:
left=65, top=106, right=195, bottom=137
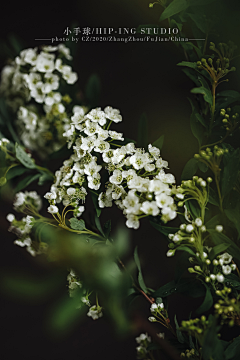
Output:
left=220, top=107, right=239, bottom=133
left=214, top=287, right=240, bottom=326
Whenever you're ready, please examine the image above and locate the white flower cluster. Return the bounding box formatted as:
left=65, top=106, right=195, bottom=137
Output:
left=45, top=106, right=177, bottom=228
left=67, top=269, right=103, bottom=318
left=6, top=213, right=37, bottom=256
left=135, top=333, right=151, bottom=360
left=0, top=44, right=78, bottom=157
left=6, top=191, right=46, bottom=257
left=13, top=190, right=42, bottom=212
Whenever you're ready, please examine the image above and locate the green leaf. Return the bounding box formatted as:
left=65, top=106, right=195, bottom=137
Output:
left=6, top=165, right=29, bottom=180
left=85, top=73, right=101, bottom=108
left=181, top=158, right=198, bottom=181
left=175, top=246, right=196, bottom=257
left=225, top=203, right=240, bottom=240
left=174, top=315, right=185, bottom=344
left=209, top=244, right=231, bottom=261
left=15, top=143, right=36, bottom=169
left=221, top=148, right=240, bottom=197
left=191, top=86, right=213, bottom=106
left=189, top=99, right=205, bottom=147
left=153, top=277, right=205, bottom=298
left=94, top=215, right=105, bottom=236
left=208, top=187, right=219, bottom=206
left=198, top=161, right=208, bottom=172
left=202, top=316, right=225, bottom=360
left=48, top=291, right=84, bottom=335
left=160, top=0, right=189, bottom=22
left=138, top=113, right=148, bottom=150
left=91, top=191, right=101, bottom=217
left=187, top=11, right=207, bottom=33
left=38, top=171, right=54, bottom=185
left=152, top=134, right=164, bottom=151
left=209, top=230, right=240, bottom=263
left=225, top=336, right=240, bottom=360
left=196, top=283, right=213, bottom=315
left=103, top=220, right=111, bottom=239
left=14, top=173, right=40, bottom=193
left=69, top=218, right=85, bottom=231
left=134, top=246, right=148, bottom=293
left=178, top=61, right=199, bottom=70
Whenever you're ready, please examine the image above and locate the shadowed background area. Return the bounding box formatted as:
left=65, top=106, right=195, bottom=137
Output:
left=1, top=0, right=240, bottom=359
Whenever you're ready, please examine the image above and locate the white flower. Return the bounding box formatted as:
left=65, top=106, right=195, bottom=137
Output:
left=109, top=169, right=123, bottom=185
left=14, top=237, right=32, bottom=248
left=104, top=106, right=122, bottom=123
left=219, top=253, right=232, bottom=265
left=98, top=192, right=113, bottom=208
left=86, top=108, right=107, bottom=126
left=148, top=317, right=156, bottom=322
left=44, top=192, right=57, bottom=200
left=222, top=265, right=232, bottom=275
left=216, top=225, right=223, bottom=233
left=126, top=214, right=140, bottom=229
left=13, top=192, right=25, bottom=210
left=129, top=153, right=149, bottom=170
left=47, top=205, right=59, bottom=214
left=155, top=193, right=174, bottom=208
left=157, top=333, right=165, bottom=339
left=195, top=218, right=203, bottom=227
left=135, top=333, right=151, bottom=344
left=87, top=305, right=103, bottom=320
left=87, top=173, right=101, bottom=190
left=148, top=144, right=160, bottom=159
left=156, top=169, right=175, bottom=184
left=186, top=224, right=194, bottom=233
left=6, top=213, right=15, bottom=222
left=35, top=52, right=55, bottom=73
left=216, top=274, right=225, bottom=283
left=108, top=130, right=124, bottom=141
left=140, top=201, right=160, bottom=216
left=94, top=139, right=110, bottom=153
left=58, top=44, right=72, bottom=60
left=166, top=249, right=175, bottom=257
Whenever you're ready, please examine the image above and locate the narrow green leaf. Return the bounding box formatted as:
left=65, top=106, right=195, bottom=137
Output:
left=160, top=0, right=189, bottom=22
left=189, top=99, right=205, bottom=147
left=191, top=86, right=213, bottom=106
left=6, top=165, right=29, bottom=180
left=69, top=218, right=85, bottom=231
left=152, top=134, right=164, bottom=150
left=209, top=244, right=231, bottom=261
left=174, top=315, right=185, bottom=344
left=91, top=191, right=101, bottom=217
left=178, top=61, right=199, bottom=70
left=103, top=220, right=111, bottom=239
left=38, top=172, right=54, bottom=185
left=134, top=246, right=148, bottom=293
left=225, top=336, right=240, bottom=360
left=181, top=158, right=198, bottom=181
left=209, top=230, right=240, bottom=263
left=196, top=284, right=213, bottom=314
left=94, top=215, right=105, bottom=236
left=14, top=173, right=40, bottom=193
left=221, top=148, right=240, bottom=197
left=202, top=316, right=225, bottom=360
